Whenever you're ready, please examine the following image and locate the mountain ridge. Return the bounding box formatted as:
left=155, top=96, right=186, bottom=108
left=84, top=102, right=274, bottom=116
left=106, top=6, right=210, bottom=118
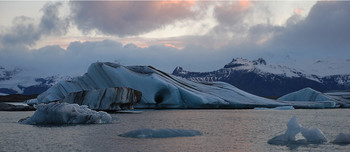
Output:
left=172, top=58, right=350, bottom=97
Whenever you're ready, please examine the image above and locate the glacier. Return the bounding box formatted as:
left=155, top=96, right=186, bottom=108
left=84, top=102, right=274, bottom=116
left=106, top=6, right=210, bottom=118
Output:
left=268, top=116, right=327, bottom=146
left=32, top=62, right=288, bottom=109
left=19, top=102, right=112, bottom=125
left=0, top=66, right=70, bottom=95
left=119, top=128, right=202, bottom=138
left=277, top=87, right=336, bottom=108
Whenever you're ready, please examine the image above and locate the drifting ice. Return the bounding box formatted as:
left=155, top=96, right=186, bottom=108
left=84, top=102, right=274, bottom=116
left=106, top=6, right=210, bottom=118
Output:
left=268, top=116, right=327, bottom=146
left=119, top=128, right=202, bottom=138
left=333, top=133, right=350, bottom=144
left=277, top=87, right=336, bottom=108
left=19, top=102, right=112, bottom=125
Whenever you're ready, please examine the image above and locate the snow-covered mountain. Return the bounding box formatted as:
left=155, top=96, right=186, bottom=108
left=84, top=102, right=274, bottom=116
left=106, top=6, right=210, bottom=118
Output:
left=172, top=58, right=350, bottom=97
left=0, top=66, right=70, bottom=95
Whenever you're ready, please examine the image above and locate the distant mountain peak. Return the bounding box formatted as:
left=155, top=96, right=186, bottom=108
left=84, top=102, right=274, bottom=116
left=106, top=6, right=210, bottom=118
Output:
left=253, top=58, right=267, bottom=65
left=224, top=57, right=267, bottom=69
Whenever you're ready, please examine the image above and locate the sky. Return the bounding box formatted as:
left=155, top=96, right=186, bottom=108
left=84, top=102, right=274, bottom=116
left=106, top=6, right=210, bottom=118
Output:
left=0, top=0, right=349, bottom=76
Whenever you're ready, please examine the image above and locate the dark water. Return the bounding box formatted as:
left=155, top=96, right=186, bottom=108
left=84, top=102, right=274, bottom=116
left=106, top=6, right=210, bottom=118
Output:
left=0, top=109, right=350, bottom=152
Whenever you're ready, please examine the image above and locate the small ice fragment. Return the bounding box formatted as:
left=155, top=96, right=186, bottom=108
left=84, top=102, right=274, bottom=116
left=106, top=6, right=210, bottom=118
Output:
left=333, top=133, right=350, bottom=144
left=300, top=127, right=327, bottom=143
left=119, top=128, right=202, bottom=138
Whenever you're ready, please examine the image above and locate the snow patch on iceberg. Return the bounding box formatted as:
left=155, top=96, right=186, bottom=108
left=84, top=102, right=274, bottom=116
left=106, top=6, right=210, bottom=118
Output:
left=119, top=128, right=202, bottom=138
left=19, top=102, right=112, bottom=125
left=268, top=116, right=327, bottom=146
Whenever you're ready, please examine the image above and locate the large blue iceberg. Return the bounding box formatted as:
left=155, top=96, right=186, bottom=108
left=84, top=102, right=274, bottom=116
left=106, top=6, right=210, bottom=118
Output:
left=30, top=62, right=285, bottom=108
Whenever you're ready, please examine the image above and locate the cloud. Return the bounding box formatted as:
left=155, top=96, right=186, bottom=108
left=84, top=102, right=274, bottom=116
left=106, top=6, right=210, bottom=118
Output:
left=266, top=1, right=350, bottom=53
left=39, top=2, right=69, bottom=36
left=70, top=1, right=196, bottom=37
left=214, top=0, right=251, bottom=26
left=1, top=1, right=350, bottom=77
left=0, top=2, right=68, bottom=49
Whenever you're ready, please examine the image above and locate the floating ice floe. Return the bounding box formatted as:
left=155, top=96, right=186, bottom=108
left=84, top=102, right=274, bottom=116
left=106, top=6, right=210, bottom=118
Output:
left=254, top=106, right=295, bottom=110
left=119, top=128, right=202, bottom=138
left=277, top=87, right=336, bottom=108
left=332, top=133, right=350, bottom=145
left=19, top=102, right=112, bottom=125
left=268, top=116, right=327, bottom=146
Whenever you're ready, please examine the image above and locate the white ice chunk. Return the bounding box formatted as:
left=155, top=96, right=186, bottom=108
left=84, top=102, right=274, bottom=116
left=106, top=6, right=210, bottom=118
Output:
left=119, top=128, right=202, bottom=138
left=285, top=116, right=302, bottom=141
left=26, top=98, right=39, bottom=105
left=300, top=127, right=327, bottom=143
left=268, top=116, right=327, bottom=146
left=333, top=133, right=350, bottom=144
left=19, top=102, right=112, bottom=125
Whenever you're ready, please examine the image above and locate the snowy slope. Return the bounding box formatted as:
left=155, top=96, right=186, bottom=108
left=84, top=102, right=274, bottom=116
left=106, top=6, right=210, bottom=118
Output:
left=0, top=66, right=70, bottom=95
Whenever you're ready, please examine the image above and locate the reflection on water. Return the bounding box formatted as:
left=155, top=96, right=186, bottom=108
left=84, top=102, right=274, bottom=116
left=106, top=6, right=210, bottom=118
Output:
left=0, top=109, right=349, bottom=152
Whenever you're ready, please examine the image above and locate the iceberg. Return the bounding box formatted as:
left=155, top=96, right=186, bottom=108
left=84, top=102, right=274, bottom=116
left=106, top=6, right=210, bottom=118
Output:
left=33, top=62, right=286, bottom=109
left=268, top=116, right=327, bottom=146
left=19, top=102, right=112, bottom=125
left=277, top=87, right=336, bottom=108
left=325, top=91, right=350, bottom=108
left=119, top=128, right=202, bottom=138
left=333, top=133, right=350, bottom=145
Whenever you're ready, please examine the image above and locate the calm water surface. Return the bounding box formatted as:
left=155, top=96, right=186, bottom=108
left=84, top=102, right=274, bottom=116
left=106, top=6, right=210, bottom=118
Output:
left=0, top=109, right=350, bottom=152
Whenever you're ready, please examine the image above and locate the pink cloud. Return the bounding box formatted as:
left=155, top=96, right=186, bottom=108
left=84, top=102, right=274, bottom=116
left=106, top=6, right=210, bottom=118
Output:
left=70, top=1, right=197, bottom=36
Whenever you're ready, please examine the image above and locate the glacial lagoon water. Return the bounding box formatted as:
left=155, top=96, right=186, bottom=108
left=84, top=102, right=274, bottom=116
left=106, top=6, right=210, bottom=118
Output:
left=1, top=109, right=350, bottom=152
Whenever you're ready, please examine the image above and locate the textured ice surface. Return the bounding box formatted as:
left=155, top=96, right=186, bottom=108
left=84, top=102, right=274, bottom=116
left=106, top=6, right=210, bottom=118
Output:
left=278, top=88, right=336, bottom=108
left=19, top=102, right=112, bottom=125
left=59, top=87, right=141, bottom=110
left=119, top=128, right=202, bottom=138
left=268, top=116, right=327, bottom=146
left=333, top=133, right=350, bottom=144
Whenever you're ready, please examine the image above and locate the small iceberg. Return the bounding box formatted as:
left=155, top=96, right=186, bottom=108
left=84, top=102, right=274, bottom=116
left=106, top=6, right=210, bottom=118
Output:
left=268, top=116, right=327, bottom=146
left=119, top=128, right=202, bottom=138
left=277, top=87, right=336, bottom=108
left=19, top=102, right=112, bottom=125
left=254, top=106, right=294, bottom=110
left=332, top=133, right=350, bottom=145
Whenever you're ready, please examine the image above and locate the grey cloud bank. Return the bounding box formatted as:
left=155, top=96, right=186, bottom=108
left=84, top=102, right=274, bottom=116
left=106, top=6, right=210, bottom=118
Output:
left=0, top=1, right=349, bottom=76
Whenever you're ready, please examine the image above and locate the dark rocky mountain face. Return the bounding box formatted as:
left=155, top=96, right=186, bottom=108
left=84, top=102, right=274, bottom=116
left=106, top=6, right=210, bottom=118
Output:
left=173, top=58, right=350, bottom=98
